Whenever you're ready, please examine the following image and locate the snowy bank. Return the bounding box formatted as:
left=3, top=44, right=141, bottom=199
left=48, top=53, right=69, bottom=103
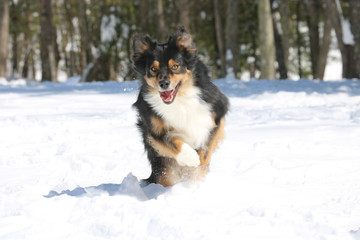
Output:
left=1, top=79, right=360, bottom=240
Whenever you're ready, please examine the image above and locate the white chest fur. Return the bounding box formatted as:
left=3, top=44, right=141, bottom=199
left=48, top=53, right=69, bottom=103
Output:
left=144, top=88, right=214, bottom=149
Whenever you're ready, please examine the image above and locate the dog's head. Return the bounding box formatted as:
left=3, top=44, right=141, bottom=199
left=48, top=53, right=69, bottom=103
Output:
left=131, top=26, right=197, bottom=104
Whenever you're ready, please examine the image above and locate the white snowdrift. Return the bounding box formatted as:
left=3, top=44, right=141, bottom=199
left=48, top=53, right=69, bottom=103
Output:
left=0, top=78, right=360, bottom=240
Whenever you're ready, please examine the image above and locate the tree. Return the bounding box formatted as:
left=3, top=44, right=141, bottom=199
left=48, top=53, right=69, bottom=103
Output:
left=156, top=0, right=165, bottom=42
left=4, top=1, right=354, bottom=82
left=325, top=0, right=357, bottom=78
left=315, top=10, right=332, bottom=80
left=39, top=0, right=58, bottom=82
left=10, top=0, right=19, bottom=76
left=213, top=0, right=226, bottom=78
left=349, top=0, right=360, bottom=78
left=62, top=0, right=78, bottom=77
left=271, top=0, right=288, bottom=79
left=277, top=0, right=291, bottom=71
left=305, top=0, right=332, bottom=80
left=83, top=3, right=123, bottom=82
left=305, top=0, right=320, bottom=79
left=225, top=0, right=239, bottom=78
left=0, top=0, right=9, bottom=78
left=137, top=0, right=148, bottom=32
left=78, top=0, right=92, bottom=75
left=21, top=1, right=35, bottom=79
left=179, top=0, right=191, bottom=31
left=295, top=0, right=303, bottom=78
left=258, top=0, right=276, bottom=79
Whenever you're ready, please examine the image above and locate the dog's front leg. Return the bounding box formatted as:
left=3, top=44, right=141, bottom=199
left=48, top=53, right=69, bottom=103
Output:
left=198, top=117, right=225, bottom=166
left=148, top=135, right=200, bottom=167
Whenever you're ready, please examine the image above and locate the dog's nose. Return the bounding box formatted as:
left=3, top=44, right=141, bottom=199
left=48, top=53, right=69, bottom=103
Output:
left=159, top=80, right=170, bottom=90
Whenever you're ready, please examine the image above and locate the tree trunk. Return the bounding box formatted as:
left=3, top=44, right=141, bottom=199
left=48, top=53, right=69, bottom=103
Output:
left=272, top=18, right=287, bottom=79
left=0, top=0, right=9, bottom=78
left=30, top=50, right=36, bottom=79
left=11, top=29, right=18, bottom=77
left=64, top=0, right=78, bottom=76
left=84, top=55, right=111, bottom=82
left=179, top=0, right=191, bottom=31
left=271, top=0, right=288, bottom=79
left=305, top=0, right=320, bottom=79
left=277, top=0, right=290, bottom=69
left=349, top=0, right=360, bottom=78
left=316, top=12, right=332, bottom=80
left=325, top=0, right=356, bottom=79
left=56, top=4, right=70, bottom=78
left=296, top=0, right=303, bottom=78
left=156, top=0, right=165, bottom=42
left=248, top=58, right=256, bottom=79
left=22, top=49, right=31, bottom=78
left=225, top=0, right=239, bottom=77
left=78, top=0, right=92, bottom=75
left=39, top=0, right=57, bottom=82
left=21, top=38, right=32, bottom=79
left=21, top=3, right=33, bottom=79
left=138, top=0, right=148, bottom=32
left=258, top=0, right=276, bottom=79
left=10, top=0, right=18, bottom=77
left=213, top=0, right=226, bottom=78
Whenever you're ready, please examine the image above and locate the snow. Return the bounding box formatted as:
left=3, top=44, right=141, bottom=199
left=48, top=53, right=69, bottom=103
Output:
left=226, top=49, right=233, bottom=61
left=342, top=19, right=355, bottom=45
left=226, top=50, right=235, bottom=79
left=334, top=0, right=354, bottom=45
left=324, top=30, right=343, bottom=81
left=1, top=78, right=360, bottom=240
left=200, top=11, right=206, bottom=20
left=247, top=56, right=255, bottom=64
left=101, top=15, right=118, bottom=42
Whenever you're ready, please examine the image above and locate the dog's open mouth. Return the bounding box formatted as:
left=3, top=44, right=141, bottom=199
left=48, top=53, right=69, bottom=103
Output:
left=159, top=83, right=180, bottom=104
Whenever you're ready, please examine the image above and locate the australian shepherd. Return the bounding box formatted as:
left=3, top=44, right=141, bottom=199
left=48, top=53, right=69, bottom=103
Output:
left=131, top=26, right=229, bottom=187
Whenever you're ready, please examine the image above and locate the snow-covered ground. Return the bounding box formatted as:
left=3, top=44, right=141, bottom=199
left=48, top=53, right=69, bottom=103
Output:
left=1, top=78, right=360, bottom=240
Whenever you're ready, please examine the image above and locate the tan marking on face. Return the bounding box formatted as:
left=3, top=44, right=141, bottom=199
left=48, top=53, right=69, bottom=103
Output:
left=150, top=60, right=160, bottom=74
left=198, top=116, right=225, bottom=166
left=168, top=59, right=181, bottom=73
left=168, top=68, right=193, bottom=96
left=144, top=61, right=161, bottom=90
left=150, top=116, right=166, bottom=136
left=144, top=75, right=158, bottom=90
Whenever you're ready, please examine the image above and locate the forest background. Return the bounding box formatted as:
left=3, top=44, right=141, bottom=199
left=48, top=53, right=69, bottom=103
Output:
left=0, top=0, right=359, bottom=83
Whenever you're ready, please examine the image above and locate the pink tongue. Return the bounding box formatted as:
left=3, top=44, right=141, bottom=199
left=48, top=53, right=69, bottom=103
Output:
left=160, top=90, right=173, bottom=102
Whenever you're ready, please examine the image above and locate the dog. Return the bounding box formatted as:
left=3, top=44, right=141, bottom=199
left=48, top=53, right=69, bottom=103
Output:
left=131, top=26, right=229, bottom=187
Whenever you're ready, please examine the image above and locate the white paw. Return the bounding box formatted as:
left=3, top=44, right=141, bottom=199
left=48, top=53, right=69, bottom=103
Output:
left=176, top=143, right=200, bottom=167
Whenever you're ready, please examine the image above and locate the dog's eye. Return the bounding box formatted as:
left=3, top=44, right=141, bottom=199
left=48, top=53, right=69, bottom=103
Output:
left=171, top=64, right=180, bottom=71
left=150, top=67, right=158, bottom=73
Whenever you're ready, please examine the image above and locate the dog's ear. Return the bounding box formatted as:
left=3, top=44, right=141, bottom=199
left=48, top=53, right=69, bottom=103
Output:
left=131, top=34, right=154, bottom=62
left=170, top=26, right=197, bottom=54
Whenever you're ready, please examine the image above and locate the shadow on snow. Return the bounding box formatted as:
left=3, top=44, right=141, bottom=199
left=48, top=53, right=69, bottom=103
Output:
left=214, top=78, right=360, bottom=97
left=2, top=78, right=360, bottom=97
left=44, top=173, right=168, bottom=201
left=0, top=80, right=139, bottom=96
